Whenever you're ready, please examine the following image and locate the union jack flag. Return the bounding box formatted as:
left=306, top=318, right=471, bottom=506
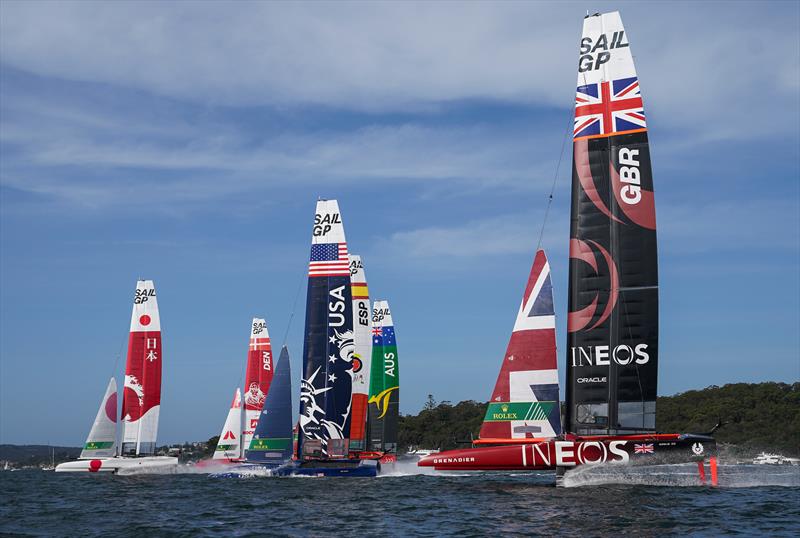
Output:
left=308, top=243, right=349, bottom=277
left=574, top=76, right=646, bottom=139
left=634, top=443, right=654, bottom=454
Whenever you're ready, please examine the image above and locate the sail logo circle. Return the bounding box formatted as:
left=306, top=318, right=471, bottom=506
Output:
left=567, top=238, right=619, bottom=333
left=351, top=355, right=363, bottom=373
left=139, top=314, right=151, bottom=326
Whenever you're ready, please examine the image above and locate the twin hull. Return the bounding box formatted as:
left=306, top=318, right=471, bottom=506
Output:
left=418, top=435, right=716, bottom=471
left=54, top=456, right=178, bottom=473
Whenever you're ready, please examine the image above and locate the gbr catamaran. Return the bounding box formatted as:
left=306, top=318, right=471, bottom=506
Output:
left=418, top=11, right=718, bottom=485
left=56, top=280, right=177, bottom=473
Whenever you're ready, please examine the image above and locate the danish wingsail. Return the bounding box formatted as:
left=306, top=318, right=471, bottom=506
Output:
left=367, top=300, right=399, bottom=454
left=298, top=199, right=355, bottom=459
left=348, top=255, right=372, bottom=451
left=567, top=11, right=658, bottom=435
left=80, top=378, right=118, bottom=459
left=246, top=346, right=294, bottom=465
left=242, top=318, right=275, bottom=451
left=479, top=250, right=560, bottom=441
left=213, top=388, right=243, bottom=460
left=120, top=280, right=162, bottom=456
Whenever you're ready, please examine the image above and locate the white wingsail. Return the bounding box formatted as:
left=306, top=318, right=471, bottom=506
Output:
left=213, top=388, right=244, bottom=460
left=348, top=254, right=372, bottom=451
left=79, top=378, right=118, bottom=459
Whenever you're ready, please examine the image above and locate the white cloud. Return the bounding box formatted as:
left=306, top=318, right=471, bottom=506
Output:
left=389, top=211, right=569, bottom=259
left=1, top=1, right=797, bottom=140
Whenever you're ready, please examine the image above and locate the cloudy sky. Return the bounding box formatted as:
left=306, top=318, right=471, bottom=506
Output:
left=1, top=1, right=798, bottom=445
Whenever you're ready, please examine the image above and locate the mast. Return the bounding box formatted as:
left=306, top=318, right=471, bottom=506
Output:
left=480, top=250, right=560, bottom=441
left=348, top=255, right=372, bottom=451
left=242, top=318, right=275, bottom=452
left=298, top=199, right=355, bottom=459
left=120, top=280, right=162, bottom=456
left=566, top=11, right=658, bottom=435
left=367, top=300, right=399, bottom=453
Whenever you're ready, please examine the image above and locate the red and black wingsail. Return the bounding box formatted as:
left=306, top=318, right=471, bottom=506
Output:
left=566, top=12, right=658, bottom=435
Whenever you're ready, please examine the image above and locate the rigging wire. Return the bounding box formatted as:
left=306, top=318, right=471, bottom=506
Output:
left=280, top=266, right=306, bottom=349
left=535, top=110, right=574, bottom=253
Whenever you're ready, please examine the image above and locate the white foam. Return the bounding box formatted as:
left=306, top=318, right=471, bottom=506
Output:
left=562, top=462, right=800, bottom=488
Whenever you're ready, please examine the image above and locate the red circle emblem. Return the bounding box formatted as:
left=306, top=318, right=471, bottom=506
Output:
left=352, top=357, right=363, bottom=373
left=89, top=459, right=103, bottom=472
left=139, top=314, right=151, bottom=326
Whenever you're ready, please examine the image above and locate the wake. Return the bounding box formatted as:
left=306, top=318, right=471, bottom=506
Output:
left=562, top=463, right=800, bottom=488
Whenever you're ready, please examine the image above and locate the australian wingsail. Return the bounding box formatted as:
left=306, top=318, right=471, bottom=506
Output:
left=418, top=11, right=718, bottom=484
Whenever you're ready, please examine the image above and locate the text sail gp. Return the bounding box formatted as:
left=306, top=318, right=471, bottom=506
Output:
left=418, top=11, right=717, bottom=482
left=299, top=199, right=354, bottom=458
left=568, top=10, right=658, bottom=435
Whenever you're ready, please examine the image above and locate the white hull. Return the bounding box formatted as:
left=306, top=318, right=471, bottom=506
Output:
left=55, top=456, right=178, bottom=473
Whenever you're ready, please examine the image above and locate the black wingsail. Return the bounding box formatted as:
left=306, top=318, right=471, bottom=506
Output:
left=566, top=12, right=658, bottom=435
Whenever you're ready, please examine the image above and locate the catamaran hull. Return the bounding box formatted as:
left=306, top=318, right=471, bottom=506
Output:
left=273, top=459, right=378, bottom=477
left=209, top=459, right=378, bottom=478
left=418, top=434, right=716, bottom=471
left=54, top=456, right=178, bottom=473
left=208, top=461, right=285, bottom=478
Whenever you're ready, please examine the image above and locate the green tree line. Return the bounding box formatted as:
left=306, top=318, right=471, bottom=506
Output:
left=398, top=382, right=800, bottom=455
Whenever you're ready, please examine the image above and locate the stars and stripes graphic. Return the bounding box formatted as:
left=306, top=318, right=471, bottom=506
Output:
left=308, top=243, right=350, bottom=277
left=634, top=443, right=655, bottom=454
left=574, top=76, right=646, bottom=139
left=249, top=336, right=270, bottom=350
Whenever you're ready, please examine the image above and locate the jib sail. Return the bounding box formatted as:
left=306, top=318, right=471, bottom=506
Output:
left=367, top=300, right=399, bottom=454
left=120, top=280, right=162, bottom=455
left=298, top=199, right=355, bottom=459
left=246, top=346, right=293, bottom=464
left=80, top=378, right=118, bottom=459
left=480, top=250, right=560, bottom=440
left=566, top=11, right=658, bottom=435
left=213, top=388, right=243, bottom=460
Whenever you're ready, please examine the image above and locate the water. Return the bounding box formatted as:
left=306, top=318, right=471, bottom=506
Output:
left=1, top=464, right=798, bottom=537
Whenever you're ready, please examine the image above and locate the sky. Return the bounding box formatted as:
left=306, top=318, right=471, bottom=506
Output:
left=1, top=1, right=798, bottom=446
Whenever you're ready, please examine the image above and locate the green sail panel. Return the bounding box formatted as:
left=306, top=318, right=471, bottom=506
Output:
left=367, top=300, right=399, bottom=453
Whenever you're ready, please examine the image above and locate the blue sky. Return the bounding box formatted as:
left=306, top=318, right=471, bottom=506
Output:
left=1, top=1, right=798, bottom=445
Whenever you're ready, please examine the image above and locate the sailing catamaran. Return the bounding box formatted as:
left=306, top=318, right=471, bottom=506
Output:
left=56, top=280, right=177, bottom=473
left=282, top=199, right=378, bottom=477
left=418, top=11, right=718, bottom=484
left=210, top=318, right=275, bottom=463
left=367, top=300, right=400, bottom=464
left=210, top=345, right=295, bottom=477
left=348, top=255, right=372, bottom=454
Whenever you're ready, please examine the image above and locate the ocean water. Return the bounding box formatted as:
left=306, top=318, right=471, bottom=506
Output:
left=1, top=463, right=798, bottom=537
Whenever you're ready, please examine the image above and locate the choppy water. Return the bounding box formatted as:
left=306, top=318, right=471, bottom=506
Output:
left=1, top=463, right=798, bottom=537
